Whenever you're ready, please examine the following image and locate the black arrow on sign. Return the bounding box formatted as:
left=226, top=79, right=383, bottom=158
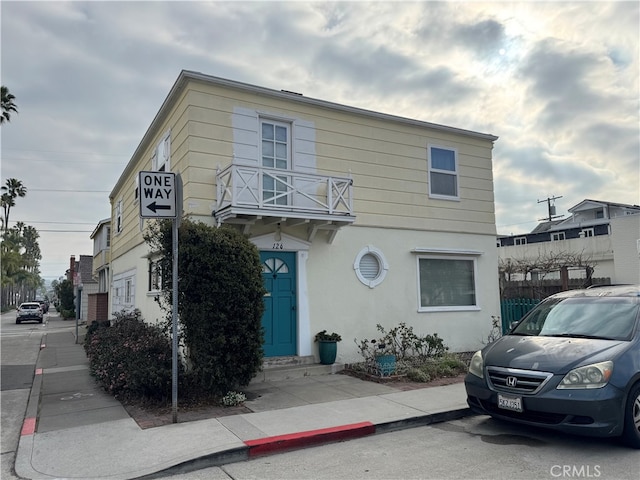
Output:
left=147, top=202, right=172, bottom=213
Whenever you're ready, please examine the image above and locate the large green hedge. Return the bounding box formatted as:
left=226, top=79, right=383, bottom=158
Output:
left=147, top=220, right=266, bottom=396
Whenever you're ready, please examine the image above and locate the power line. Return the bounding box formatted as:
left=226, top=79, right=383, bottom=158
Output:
left=27, top=189, right=111, bottom=193
left=1, top=157, right=127, bottom=164
left=10, top=220, right=99, bottom=225
left=2, top=148, right=129, bottom=157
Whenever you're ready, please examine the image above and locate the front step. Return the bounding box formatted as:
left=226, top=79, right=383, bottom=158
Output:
left=251, top=360, right=345, bottom=383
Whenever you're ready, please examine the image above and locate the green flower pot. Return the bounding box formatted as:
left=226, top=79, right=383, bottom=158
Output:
left=318, top=340, right=338, bottom=365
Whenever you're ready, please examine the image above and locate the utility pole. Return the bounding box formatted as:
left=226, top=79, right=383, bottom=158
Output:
left=537, top=195, right=564, bottom=222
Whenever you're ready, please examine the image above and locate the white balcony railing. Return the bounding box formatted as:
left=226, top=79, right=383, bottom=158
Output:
left=215, top=164, right=354, bottom=219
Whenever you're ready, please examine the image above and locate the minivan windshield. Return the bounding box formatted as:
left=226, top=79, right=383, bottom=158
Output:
left=511, top=297, right=640, bottom=341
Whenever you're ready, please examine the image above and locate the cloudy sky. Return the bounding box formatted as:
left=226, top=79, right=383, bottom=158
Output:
left=1, top=1, right=638, bottom=283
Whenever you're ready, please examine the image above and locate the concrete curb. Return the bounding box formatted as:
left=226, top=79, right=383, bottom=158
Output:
left=14, top=334, right=47, bottom=479
left=138, top=410, right=475, bottom=479
left=245, top=421, right=376, bottom=457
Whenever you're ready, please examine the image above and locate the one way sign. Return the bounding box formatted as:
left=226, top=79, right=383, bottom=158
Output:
left=139, top=171, right=177, bottom=218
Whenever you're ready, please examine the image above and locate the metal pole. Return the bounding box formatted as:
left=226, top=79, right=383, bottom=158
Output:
left=172, top=217, right=178, bottom=423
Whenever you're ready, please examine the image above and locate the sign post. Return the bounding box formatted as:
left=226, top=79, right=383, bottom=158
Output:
left=139, top=171, right=181, bottom=423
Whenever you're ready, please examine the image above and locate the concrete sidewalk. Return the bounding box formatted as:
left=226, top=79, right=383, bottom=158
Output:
left=15, top=327, right=472, bottom=480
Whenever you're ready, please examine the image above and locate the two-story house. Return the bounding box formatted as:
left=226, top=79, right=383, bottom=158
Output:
left=108, top=70, right=500, bottom=364
left=88, top=218, right=111, bottom=325
left=68, top=254, right=98, bottom=324
left=498, top=199, right=640, bottom=287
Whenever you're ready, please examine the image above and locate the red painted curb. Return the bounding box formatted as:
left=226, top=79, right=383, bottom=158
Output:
left=245, top=421, right=375, bottom=457
left=40, top=344, right=45, bottom=350
left=21, top=418, right=36, bottom=436
left=35, top=368, right=43, bottom=375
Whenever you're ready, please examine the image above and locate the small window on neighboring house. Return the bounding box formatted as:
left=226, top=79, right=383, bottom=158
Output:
left=153, top=131, right=171, bottom=171
left=134, top=176, right=139, bottom=204
left=106, top=227, right=111, bottom=247
left=354, top=246, right=388, bottom=288
left=428, top=145, right=458, bottom=200
left=515, top=237, right=527, bottom=246
left=551, top=232, right=565, bottom=241
left=115, top=200, right=123, bottom=234
left=581, top=228, right=594, bottom=238
left=595, top=209, right=604, bottom=219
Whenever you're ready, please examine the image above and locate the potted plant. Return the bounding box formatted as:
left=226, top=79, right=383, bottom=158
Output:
left=373, top=342, right=397, bottom=377
left=315, top=330, right=342, bottom=365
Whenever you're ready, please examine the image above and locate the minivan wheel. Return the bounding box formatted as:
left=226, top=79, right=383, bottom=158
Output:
left=621, top=383, right=640, bottom=449
left=15, top=319, right=20, bottom=324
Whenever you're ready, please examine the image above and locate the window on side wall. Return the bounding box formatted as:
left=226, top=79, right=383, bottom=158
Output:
left=124, top=279, right=132, bottom=304
left=428, top=145, right=458, bottom=200
left=515, top=237, right=527, bottom=245
left=115, top=200, right=123, bottom=234
left=153, top=131, right=171, bottom=172
left=551, top=232, right=565, bottom=241
left=418, top=256, right=477, bottom=311
left=148, top=258, right=163, bottom=292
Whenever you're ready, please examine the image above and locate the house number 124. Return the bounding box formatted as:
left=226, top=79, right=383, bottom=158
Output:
left=272, top=242, right=284, bottom=249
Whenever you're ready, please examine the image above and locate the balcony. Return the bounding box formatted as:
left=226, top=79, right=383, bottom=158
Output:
left=214, top=164, right=355, bottom=242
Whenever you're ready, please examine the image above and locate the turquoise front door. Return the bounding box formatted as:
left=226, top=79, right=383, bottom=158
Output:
left=260, top=251, right=297, bottom=357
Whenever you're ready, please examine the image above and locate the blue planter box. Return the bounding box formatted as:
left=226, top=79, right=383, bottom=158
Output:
left=376, top=354, right=396, bottom=376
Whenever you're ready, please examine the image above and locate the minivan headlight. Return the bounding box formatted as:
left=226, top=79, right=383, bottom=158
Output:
left=468, top=350, right=484, bottom=379
left=557, top=361, right=613, bottom=389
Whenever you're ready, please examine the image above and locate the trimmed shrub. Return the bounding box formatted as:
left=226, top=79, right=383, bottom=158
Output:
left=84, top=310, right=176, bottom=402
left=145, top=220, right=265, bottom=396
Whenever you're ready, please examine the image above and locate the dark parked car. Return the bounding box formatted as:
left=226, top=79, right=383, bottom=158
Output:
left=16, top=302, right=44, bottom=324
left=37, top=299, right=49, bottom=313
left=465, top=285, right=640, bottom=448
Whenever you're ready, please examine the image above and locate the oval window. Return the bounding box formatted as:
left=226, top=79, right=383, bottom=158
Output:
left=354, top=246, right=388, bottom=288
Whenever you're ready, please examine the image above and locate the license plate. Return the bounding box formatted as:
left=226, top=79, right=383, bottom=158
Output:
left=498, top=394, right=523, bottom=412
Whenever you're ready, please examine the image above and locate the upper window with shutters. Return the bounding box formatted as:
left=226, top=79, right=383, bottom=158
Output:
left=260, top=119, right=291, bottom=206
left=428, top=145, right=459, bottom=200
left=261, top=119, right=290, bottom=170
left=153, top=130, right=171, bottom=172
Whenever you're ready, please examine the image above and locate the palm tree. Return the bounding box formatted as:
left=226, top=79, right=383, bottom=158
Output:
left=1, top=178, right=27, bottom=234
left=1, top=86, right=18, bottom=124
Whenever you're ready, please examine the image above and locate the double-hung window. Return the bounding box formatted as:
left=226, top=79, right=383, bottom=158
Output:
left=148, top=258, right=163, bottom=292
left=428, top=145, right=459, bottom=200
left=418, top=255, right=478, bottom=311
left=260, top=119, right=290, bottom=206
left=153, top=131, right=171, bottom=172
left=115, top=200, right=123, bottom=234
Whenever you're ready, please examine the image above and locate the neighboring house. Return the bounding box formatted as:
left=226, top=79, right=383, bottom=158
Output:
left=498, top=199, right=640, bottom=286
left=87, top=218, right=111, bottom=325
left=108, top=70, right=500, bottom=364
left=68, top=255, right=98, bottom=323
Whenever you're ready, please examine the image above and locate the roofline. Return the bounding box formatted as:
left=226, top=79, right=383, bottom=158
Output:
left=90, top=217, right=111, bottom=239
left=568, top=199, right=640, bottom=212
left=111, top=70, right=499, bottom=198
